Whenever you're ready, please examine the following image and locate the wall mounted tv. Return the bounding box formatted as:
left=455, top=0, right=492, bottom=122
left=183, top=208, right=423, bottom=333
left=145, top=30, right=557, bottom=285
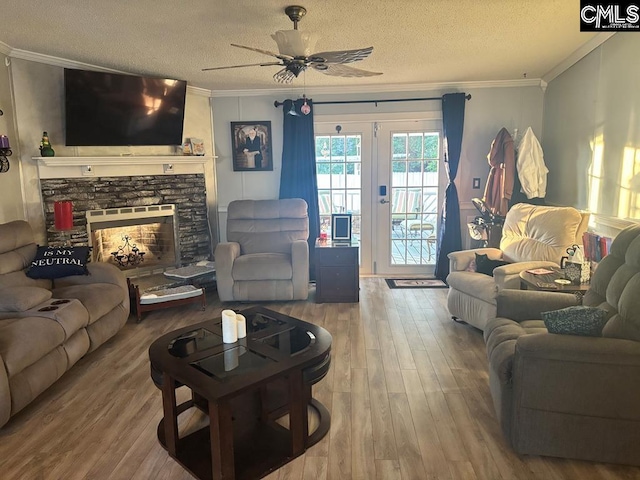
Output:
left=64, top=69, right=187, bottom=146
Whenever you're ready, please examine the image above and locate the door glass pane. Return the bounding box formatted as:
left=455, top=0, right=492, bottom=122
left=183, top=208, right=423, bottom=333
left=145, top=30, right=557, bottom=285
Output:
left=316, top=134, right=362, bottom=245
left=316, top=137, right=331, bottom=160
left=390, top=130, right=440, bottom=266
left=392, top=134, right=407, bottom=158
left=408, top=133, right=423, bottom=159
left=424, top=134, right=439, bottom=159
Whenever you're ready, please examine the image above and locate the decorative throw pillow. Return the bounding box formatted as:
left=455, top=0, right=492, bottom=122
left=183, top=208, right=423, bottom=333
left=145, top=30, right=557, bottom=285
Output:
left=26, top=246, right=90, bottom=279
left=475, top=253, right=509, bottom=276
left=0, top=286, right=52, bottom=312
left=542, top=306, right=608, bottom=337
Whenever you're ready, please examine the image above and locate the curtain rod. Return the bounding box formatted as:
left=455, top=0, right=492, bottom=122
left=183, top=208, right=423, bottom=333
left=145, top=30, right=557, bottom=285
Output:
left=273, top=93, right=471, bottom=108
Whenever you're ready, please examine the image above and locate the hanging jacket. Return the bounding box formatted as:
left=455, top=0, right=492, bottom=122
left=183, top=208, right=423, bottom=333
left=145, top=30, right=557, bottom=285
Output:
left=483, top=127, right=515, bottom=217
left=516, top=127, right=548, bottom=199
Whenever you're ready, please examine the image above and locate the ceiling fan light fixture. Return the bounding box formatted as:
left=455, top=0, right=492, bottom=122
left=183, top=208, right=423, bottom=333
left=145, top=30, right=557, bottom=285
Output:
left=203, top=5, right=381, bottom=83
left=271, top=30, right=319, bottom=57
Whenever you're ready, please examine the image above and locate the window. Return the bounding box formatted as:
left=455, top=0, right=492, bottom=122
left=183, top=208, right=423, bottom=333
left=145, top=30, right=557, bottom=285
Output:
left=316, top=134, right=361, bottom=242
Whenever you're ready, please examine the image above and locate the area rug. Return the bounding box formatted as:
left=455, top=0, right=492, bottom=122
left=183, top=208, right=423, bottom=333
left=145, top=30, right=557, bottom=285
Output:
left=385, top=278, right=448, bottom=289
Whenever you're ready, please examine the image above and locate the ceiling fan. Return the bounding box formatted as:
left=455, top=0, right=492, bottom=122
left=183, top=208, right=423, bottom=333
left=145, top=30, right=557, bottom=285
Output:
left=202, top=5, right=382, bottom=84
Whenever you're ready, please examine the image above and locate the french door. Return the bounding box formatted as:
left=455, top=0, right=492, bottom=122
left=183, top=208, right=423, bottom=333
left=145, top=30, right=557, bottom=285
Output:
left=375, top=120, right=445, bottom=275
left=315, top=119, right=444, bottom=276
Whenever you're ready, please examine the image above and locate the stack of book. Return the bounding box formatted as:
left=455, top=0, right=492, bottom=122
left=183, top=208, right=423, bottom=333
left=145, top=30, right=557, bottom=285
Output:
left=582, top=232, right=612, bottom=262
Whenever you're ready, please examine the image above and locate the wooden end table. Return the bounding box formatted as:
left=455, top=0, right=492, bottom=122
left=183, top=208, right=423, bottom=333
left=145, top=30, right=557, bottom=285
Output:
left=315, top=238, right=359, bottom=303
left=148, top=306, right=332, bottom=480
left=519, top=268, right=590, bottom=300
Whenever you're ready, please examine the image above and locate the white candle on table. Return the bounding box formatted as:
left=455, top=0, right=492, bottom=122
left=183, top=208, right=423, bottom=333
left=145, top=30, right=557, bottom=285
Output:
left=236, top=314, right=247, bottom=339
left=221, top=309, right=238, bottom=343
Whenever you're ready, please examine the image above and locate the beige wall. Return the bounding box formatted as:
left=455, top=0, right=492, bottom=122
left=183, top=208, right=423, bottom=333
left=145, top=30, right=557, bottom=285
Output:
left=543, top=34, right=640, bottom=225
left=0, top=55, right=25, bottom=223
left=212, top=85, right=545, bottom=243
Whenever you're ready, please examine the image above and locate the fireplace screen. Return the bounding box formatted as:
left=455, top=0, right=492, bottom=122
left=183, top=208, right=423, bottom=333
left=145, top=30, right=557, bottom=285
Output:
left=86, top=205, right=179, bottom=272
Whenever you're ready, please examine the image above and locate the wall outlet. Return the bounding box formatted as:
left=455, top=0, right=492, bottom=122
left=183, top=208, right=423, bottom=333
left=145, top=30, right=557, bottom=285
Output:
left=82, top=165, right=94, bottom=176
left=472, top=177, right=481, bottom=189
left=163, top=163, right=174, bottom=173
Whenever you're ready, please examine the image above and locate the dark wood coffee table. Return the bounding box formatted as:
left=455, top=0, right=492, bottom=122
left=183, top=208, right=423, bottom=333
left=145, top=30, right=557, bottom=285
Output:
left=148, top=306, right=332, bottom=480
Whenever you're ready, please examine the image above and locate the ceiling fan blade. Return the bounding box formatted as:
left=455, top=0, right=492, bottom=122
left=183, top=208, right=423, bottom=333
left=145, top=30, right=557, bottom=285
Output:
left=202, top=62, right=282, bottom=72
left=231, top=43, right=294, bottom=61
left=312, top=63, right=382, bottom=78
left=309, top=46, right=374, bottom=65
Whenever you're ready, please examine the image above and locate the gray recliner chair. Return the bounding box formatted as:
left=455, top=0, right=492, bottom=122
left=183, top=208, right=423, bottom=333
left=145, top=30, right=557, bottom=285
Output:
left=484, top=224, right=640, bottom=465
left=214, top=199, right=309, bottom=302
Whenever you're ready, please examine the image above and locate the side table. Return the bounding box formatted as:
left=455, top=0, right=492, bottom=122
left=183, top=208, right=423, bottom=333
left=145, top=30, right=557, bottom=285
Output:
left=315, top=238, right=359, bottom=303
left=519, top=268, right=590, bottom=301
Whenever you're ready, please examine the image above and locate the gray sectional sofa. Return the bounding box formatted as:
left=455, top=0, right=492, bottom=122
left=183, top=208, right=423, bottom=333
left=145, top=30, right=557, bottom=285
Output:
left=0, top=220, right=130, bottom=428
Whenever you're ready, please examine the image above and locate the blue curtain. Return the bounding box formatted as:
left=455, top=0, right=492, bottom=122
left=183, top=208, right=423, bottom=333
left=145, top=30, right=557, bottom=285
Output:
left=434, top=93, right=466, bottom=280
left=279, top=98, right=320, bottom=278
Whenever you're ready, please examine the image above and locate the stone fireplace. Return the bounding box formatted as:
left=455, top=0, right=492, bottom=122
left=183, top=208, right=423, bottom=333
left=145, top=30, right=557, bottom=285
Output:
left=35, top=156, right=219, bottom=274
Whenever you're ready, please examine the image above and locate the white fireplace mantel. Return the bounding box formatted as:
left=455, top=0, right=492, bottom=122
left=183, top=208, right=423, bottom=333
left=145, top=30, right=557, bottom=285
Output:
left=34, top=155, right=217, bottom=179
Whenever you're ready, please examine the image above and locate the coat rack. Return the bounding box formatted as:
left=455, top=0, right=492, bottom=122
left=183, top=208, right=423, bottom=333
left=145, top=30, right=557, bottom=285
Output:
left=0, top=109, right=11, bottom=173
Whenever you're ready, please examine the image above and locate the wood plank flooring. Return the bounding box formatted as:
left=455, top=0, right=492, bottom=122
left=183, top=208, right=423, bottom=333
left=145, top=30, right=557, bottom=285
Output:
left=1, top=277, right=639, bottom=479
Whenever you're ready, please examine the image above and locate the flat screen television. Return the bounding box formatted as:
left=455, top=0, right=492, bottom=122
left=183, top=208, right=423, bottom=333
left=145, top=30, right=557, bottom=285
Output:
left=64, top=68, right=187, bottom=146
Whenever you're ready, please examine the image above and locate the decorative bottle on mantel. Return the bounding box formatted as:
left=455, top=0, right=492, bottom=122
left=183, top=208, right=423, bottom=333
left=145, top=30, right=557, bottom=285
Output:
left=39, top=131, right=55, bottom=157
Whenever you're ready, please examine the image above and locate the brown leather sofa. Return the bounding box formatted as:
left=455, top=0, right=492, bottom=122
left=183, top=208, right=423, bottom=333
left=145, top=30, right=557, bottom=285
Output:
left=484, top=224, right=640, bottom=465
left=0, top=220, right=130, bottom=428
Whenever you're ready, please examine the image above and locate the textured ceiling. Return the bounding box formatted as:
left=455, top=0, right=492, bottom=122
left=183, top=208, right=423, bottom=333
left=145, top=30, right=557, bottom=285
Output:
left=2, top=0, right=597, bottom=92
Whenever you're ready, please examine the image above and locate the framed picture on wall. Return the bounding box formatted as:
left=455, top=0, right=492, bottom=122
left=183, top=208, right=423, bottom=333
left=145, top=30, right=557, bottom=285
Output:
left=230, top=121, right=273, bottom=171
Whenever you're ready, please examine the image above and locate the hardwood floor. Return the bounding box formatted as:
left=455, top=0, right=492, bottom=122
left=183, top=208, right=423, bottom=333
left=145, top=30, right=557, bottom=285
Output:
left=1, top=277, right=639, bottom=480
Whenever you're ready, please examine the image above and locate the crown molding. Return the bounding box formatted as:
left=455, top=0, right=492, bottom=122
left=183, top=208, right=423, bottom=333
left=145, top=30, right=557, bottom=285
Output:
left=0, top=41, right=12, bottom=56
left=210, top=78, right=545, bottom=98
left=10, top=47, right=123, bottom=73
left=187, top=85, right=213, bottom=97
left=7, top=46, right=212, bottom=97
left=542, top=32, right=615, bottom=83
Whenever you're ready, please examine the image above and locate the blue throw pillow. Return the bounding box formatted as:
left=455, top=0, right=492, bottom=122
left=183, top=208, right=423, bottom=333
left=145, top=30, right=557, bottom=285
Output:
left=26, top=246, right=90, bottom=279
left=475, top=253, right=509, bottom=276
left=541, top=306, right=608, bottom=337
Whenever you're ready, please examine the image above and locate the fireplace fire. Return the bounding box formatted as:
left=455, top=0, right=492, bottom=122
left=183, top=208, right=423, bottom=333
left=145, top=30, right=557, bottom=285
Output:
left=86, top=204, right=179, bottom=274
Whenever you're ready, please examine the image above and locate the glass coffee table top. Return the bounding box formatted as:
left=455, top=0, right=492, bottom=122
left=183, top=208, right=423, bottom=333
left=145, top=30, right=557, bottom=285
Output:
left=191, top=346, right=275, bottom=380
left=168, top=328, right=223, bottom=358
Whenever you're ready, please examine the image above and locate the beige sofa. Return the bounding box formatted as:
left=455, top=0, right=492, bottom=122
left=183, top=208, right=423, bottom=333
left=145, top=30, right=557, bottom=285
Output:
left=484, top=224, right=640, bottom=465
left=0, top=220, right=129, bottom=428
left=446, top=204, right=589, bottom=330
left=215, top=199, right=309, bottom=302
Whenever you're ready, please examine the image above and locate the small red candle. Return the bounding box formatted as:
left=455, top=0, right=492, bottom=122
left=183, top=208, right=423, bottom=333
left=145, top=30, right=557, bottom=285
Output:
left=54, top=201, right=73, bottom=231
